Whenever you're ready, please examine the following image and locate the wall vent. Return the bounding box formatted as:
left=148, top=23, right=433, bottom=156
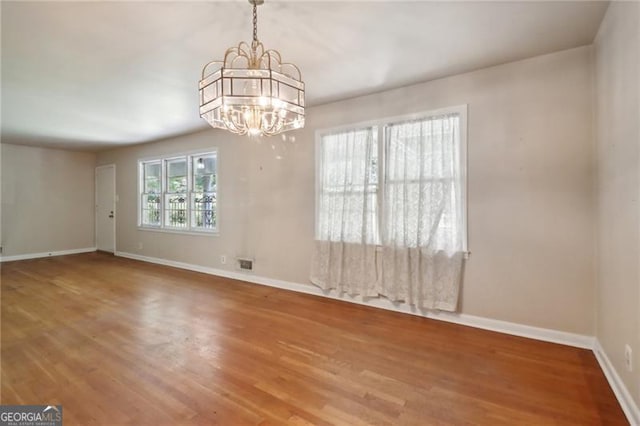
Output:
left=238, top=258, right=253, bottom=271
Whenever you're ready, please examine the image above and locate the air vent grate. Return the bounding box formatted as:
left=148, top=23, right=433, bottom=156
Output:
left=238, top=258, right=253, bottom=271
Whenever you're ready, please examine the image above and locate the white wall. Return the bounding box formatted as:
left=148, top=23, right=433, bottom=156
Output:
left=1, top=143, right=96, bottom=256
left=594, top=1, right=640, bottom=409
left=98, top=45, right=596, bottom=336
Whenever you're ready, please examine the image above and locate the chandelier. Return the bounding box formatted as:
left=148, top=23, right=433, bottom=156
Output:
left=198, top=0, right=305, bottom=137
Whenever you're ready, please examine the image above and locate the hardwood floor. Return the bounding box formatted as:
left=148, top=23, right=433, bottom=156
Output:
left=1, top=253, right=627, bottom=425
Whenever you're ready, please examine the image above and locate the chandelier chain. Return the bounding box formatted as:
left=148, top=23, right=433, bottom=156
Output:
left=252, top=3, right=258, bottom=43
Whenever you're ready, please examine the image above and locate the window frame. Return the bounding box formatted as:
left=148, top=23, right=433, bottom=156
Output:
left=315, top=104, right=468, bottom=252
left=137, top=149, right=219, bottom=236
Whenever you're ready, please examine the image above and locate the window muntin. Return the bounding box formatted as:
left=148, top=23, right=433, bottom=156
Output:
left=138, top=151, right=218, bottom=233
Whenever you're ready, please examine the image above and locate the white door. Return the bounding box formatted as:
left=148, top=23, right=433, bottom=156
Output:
left=96, top=165, right=116, bottom=253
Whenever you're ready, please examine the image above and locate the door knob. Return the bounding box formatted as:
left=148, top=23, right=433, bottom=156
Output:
left=108, top=211, right=114, bottom=218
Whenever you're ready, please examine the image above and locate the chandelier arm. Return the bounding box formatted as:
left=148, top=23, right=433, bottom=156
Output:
left=223, top=50, right=237, bottom=68
left=223, top=45, right=243, bottom=67
left=201, top=60, right=224, bottom=78
left=230, top=55, right=247, bottom=68
left=280, top=62, right=302, bottom=80
left=263, top=117, right=283, bottom=136
left=221, top=112, right=235, bottom=132
left=224, top=111, right=244, bottom=135
left=264, top=49, right=282, bottom=65
left=234, top=110, right=251, bottom=134
left=268, top=115, right=285, bottom=135
left=262, top=112, right=274, bottom=132
left=256, top=50, right=272, bottom=72
left=232, top=111, right=247, bottom=134
left=237, top=42, right=252, bottom=55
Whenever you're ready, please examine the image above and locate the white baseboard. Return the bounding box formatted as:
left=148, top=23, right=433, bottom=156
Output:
left=115, top=251, right=594, bottom=349
left=0, top=247, right=97, bottom=262
left=593, top=339, right=640, bottom=425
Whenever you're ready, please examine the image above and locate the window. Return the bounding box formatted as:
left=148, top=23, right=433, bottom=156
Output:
left=138, top=151, right=218, bottom=233
left=316, top=128, right=379, bottom=244
left=316, top=106, right=467, bottom=252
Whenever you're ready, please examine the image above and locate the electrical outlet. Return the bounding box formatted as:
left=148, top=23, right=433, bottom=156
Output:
left=137, top=242, right=143, bottom=250
left=220, top=255, right=226, bottom=265
left=624, top=344, right=633, bottom=372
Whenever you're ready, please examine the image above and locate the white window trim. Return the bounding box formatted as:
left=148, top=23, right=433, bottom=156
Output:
left=137, top=148, right=219, bottom=235
left=315, top=104, right=468, bottom=253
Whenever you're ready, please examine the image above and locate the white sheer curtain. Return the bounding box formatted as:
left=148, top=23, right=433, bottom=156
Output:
left=310, top=127, right=379, bottom=296
left=311, top=113, right=465, bottom=311
left=380, top=114, right=464, bottom=310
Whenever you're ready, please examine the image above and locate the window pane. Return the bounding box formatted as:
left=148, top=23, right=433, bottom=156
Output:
left=141, top=194, right=161, bottom=226
left=193, top=154, right=217, bottom=193
left=386, top=118, right=458, bottom=181
left=317, top=127, right=378, bottom=244
left=191, top=193, right=216, bottom=230
left=318, top=191, right=377, bottom=243
left=166, top=158, right=187, bottom=193
left=144, top=162, right=161, bottom=193
left=165, top=194, right=188, bottom=228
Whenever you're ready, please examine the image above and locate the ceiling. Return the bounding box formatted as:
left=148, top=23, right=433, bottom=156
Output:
left=1, top=1, right=608, bottom=150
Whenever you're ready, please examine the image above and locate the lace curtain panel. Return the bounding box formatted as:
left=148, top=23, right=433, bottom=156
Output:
left=311, top=113, right=465, bottom=311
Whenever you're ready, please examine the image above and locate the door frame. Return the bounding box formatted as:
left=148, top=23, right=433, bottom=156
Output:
left=95, top=164, right=116, bottom=253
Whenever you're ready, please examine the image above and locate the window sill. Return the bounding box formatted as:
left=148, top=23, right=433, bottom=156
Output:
left=137, top=226, right=219, bottom=237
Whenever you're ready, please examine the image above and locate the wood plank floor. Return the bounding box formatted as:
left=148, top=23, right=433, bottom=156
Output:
left=1, top=253, right=627, bottom=425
